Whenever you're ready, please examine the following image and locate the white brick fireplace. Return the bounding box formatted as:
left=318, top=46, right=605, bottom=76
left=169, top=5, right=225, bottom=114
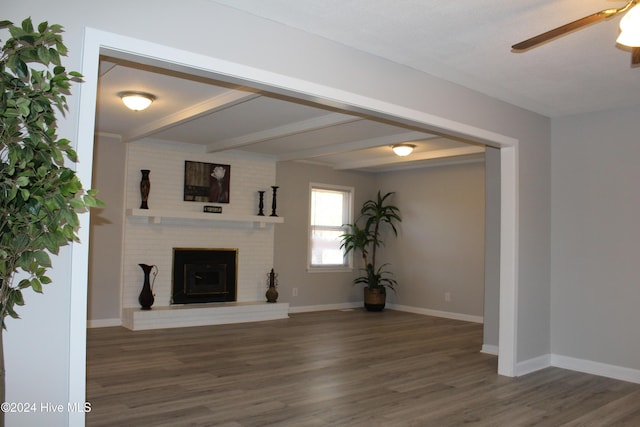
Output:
left=121, top=140, right=288, bottom=330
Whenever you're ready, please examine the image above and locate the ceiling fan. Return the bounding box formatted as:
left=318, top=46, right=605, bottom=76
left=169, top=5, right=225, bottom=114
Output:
left=512, top=0, right=640, bottom=65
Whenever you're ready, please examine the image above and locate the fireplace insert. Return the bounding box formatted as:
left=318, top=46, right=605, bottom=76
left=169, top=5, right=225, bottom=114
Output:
left=172, top=248, right=238, bottom=304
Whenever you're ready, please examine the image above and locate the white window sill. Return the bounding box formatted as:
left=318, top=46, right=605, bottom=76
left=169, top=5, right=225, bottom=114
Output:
left=307, top=266, right=353, bottom=273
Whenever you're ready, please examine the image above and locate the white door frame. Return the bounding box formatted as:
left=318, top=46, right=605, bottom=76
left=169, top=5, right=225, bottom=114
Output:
left=70, top=26, right=519, bottom=426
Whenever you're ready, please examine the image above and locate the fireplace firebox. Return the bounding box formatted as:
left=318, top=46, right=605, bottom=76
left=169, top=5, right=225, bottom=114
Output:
left=172, top=248, right=238, bottom=304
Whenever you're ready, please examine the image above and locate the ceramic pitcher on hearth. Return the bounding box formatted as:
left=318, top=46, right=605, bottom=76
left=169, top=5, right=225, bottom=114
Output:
left=139, top=264, right=157, bottom=310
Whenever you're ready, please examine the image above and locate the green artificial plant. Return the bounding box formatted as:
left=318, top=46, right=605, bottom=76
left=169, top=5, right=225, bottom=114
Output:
left=0, top=17, right=102, bottom=420
left=340, top=191, right=401, bottom=293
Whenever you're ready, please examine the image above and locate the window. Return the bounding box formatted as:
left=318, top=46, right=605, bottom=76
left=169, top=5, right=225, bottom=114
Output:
left=309, top=184, right=354, bottom=271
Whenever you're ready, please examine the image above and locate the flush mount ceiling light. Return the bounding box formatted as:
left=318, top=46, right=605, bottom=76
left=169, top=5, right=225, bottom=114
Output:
left=392, top=144, right=416, bottom=157
left=118, top=91, right=156, bottom=111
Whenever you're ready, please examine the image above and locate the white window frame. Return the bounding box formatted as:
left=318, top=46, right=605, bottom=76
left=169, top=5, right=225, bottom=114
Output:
left=307, top=183, right=354, bottom=272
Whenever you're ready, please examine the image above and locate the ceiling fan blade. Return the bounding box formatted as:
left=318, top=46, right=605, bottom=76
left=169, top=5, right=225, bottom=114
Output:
left=512, top=8, right=618, bottom=51
left=632, top=47, right=640, bottom=66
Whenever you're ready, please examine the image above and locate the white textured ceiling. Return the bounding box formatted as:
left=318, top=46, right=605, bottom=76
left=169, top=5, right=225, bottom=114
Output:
left=210, top=0, right=640, bottom=118
left=96, top=1, right=640, bottom=171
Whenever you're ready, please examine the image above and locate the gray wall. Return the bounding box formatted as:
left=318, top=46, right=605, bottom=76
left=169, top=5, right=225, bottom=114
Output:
left=5, top=2, right=551, bottom=425
left=551, top=105, right=640, bottom=370
left=274, top=161, right=377, bottom=307
left=275, top=160, right=487, bottom=316
left=375, top=162, right=486, bottom=315
left=88, top=135, right=126, bottom=324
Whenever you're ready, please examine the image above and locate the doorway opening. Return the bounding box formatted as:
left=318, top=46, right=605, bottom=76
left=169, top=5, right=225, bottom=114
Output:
left=71, top=29, right=518, bottom=408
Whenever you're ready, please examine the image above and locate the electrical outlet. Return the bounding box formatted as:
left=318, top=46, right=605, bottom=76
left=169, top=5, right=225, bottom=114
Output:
left=444, top=292, right=451, bottom=302
left=292, top=288, right=298, bottom=297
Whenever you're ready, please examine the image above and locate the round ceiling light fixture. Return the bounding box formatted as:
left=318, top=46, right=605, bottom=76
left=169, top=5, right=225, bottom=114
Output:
left=392, top=144, right=416, bottom=157
left=118, top=91, right=156, bottom=111
left=617, top=4, right=640, bottom=47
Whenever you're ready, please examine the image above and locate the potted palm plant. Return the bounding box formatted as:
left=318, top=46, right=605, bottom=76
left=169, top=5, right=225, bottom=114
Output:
left=340, top=191, right=401, bottom=311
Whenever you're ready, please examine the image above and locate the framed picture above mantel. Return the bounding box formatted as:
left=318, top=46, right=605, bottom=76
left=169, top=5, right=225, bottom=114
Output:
left=183, top=161, right=231, bottom=203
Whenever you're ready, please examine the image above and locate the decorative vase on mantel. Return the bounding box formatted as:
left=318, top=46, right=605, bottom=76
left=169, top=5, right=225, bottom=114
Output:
left=140, top=169, right=150, bottom=209
left=266, top=268, right=279, bottom=303
left=138, top=263, right=157, bottom=310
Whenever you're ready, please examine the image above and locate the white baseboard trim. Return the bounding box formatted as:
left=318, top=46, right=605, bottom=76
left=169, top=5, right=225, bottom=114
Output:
left=87, top=318, right=122, bottom=328
left=288, top=302, right=361, bottom=313
left=551, top=354, right=640, bottom=385
left=508, top=352, right=640, bottom=384
left=387, top=304, right=484, bottom=324
left=516, top=354, right=551, bottom=376
left=481, top=344, right=499, bottom=355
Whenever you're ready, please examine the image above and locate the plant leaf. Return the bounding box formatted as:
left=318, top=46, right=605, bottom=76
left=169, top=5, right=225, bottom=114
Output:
left=15, top=58, right=29, bottom=79
left=37, top=21, right=48, bottom=33
left=30, top=278, right=43, bottom=293
left=34, top=251, right=51, bottom=268
left=21, top=17, right=34, bottom=33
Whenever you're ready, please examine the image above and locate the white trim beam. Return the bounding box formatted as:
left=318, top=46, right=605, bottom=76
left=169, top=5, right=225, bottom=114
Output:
left=206, top=112, right=359, bottom=152
left=277, top=131, right=431, bottom=161
left=498, top=145, right=519, bottom=377
left=333, top=145, right=485, bottom=170
left=121, top=89, right=259, bottom=142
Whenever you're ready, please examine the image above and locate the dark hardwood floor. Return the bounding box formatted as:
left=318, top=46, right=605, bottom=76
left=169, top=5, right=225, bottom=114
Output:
left=86, top=309, right=640, bottom=426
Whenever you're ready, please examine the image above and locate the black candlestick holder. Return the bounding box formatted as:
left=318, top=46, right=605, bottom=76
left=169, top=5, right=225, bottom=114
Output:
left=270, top=186, right=279, bottom=217
left=258, top=191, right=265, bottom=216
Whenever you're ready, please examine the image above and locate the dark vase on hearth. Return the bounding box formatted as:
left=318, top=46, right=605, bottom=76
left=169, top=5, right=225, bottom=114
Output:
left=266, top=268, right=279, bottom=303
left=139, top=263, right=157, bottom=310
left=140, top=169, right=150, bottom=209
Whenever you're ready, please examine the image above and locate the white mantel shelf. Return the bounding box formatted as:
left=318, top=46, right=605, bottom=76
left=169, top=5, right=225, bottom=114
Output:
left=126, top=208, right=284, bottom=227
left=122, top=302, right=290, bottom=331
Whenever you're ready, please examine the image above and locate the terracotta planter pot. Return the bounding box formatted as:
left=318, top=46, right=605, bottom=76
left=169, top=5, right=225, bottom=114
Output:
left=364, top=287, right=386, bottom=312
